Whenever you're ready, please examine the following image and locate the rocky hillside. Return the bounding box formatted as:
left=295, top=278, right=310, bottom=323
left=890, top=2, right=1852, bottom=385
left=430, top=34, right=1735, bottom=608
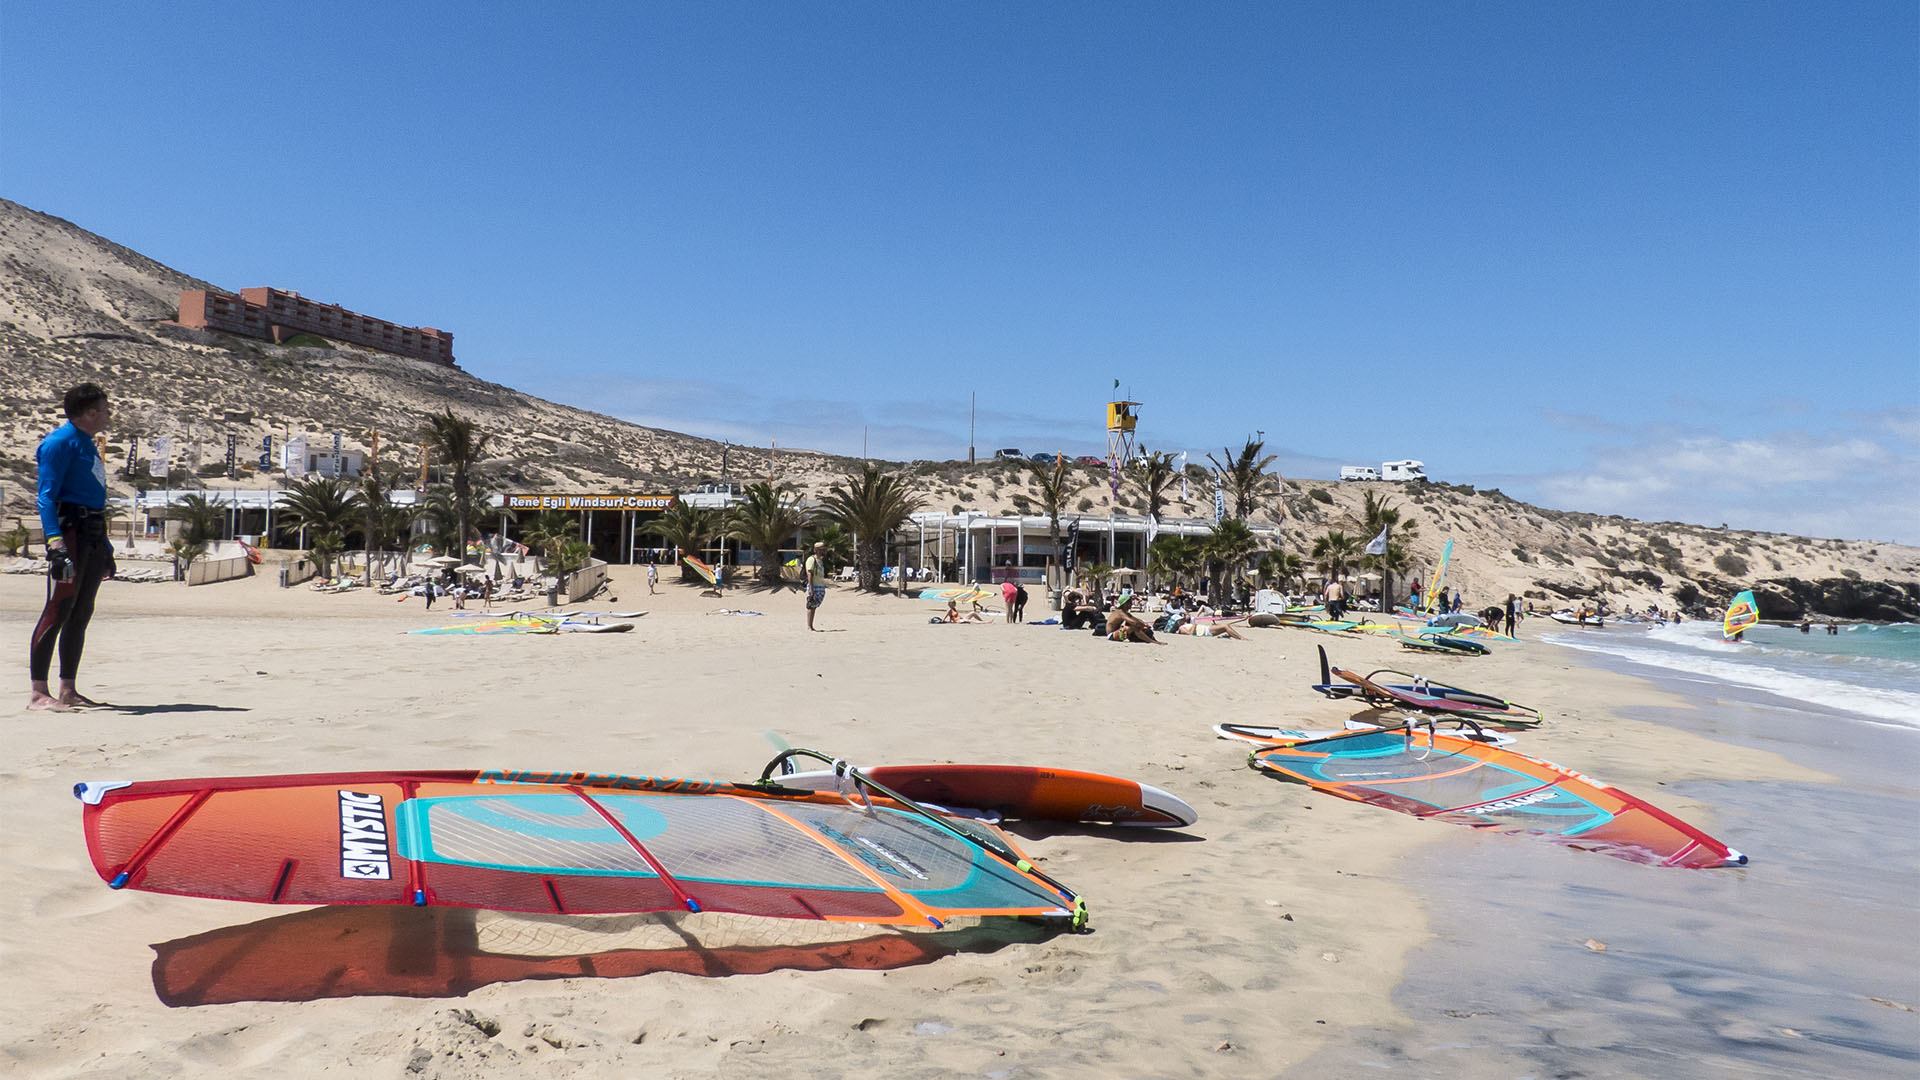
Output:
left=3, top=197, right=1915, bottom=620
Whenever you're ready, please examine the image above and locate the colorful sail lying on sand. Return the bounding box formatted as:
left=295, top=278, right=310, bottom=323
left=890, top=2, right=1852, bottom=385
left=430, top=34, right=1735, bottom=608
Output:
left=1249, top=728, right=1746, bottom=868
left=75, top=765, right=1084, bottom=929
left=683, top=556, right=720, bottom=586
left=918, top=586, right=997, bottom=604
left=1312, top=646, right=1540, bottom=725
left=409, top=614, right=634, bottom=635
left=1723, top=590, right=1759, bottom=641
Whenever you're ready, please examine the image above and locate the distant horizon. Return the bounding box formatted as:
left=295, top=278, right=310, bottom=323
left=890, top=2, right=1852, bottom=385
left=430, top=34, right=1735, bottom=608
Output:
left=2, top=4, right=1913, bottom=543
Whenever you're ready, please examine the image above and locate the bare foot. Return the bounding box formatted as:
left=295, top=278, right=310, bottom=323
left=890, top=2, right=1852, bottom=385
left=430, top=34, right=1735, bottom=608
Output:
left=28, top=693, right=71, bottom=712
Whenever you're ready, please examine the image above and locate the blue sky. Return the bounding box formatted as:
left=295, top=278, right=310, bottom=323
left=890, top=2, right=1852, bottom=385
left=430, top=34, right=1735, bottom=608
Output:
left=4, top=2, right=1915, bottom=542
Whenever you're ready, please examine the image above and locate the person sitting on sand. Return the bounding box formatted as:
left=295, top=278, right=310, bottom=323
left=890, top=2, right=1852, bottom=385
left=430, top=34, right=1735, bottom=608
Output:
left=1105, top=593, right=1161, bottom=644
left=1060, top=590, right=1105, bottom=630
left=944, top=600, right=987, bottom=624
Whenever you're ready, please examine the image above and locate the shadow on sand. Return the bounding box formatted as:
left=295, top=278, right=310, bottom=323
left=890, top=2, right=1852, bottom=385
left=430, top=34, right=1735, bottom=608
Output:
left=150, top=905, right=1061, bottom=1006
left=99, top=703, right=251, bottom=716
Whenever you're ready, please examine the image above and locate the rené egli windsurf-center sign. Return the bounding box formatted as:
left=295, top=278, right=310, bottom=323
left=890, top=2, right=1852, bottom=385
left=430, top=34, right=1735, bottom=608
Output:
left=506, top=494, right=677, bottom=511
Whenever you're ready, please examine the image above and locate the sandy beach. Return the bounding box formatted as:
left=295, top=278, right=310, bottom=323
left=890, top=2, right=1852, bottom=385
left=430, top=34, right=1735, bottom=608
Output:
left=1, top=564, right=1904, bottom=1079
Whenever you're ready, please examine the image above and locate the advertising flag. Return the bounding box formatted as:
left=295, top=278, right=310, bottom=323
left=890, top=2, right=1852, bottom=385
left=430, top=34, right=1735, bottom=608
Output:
left=225, top=433, right=237, bottom=479
left=258, top=434, right=272, bottom=470
left=331, top=432, right=342, bottom=478
left=125, top=436, right=138, bottom=478
left=149, top=436, right=171, bottom=478
left=1365, top=527, right=1388, bottom=556
left=286, top=435, right=308, bottom=478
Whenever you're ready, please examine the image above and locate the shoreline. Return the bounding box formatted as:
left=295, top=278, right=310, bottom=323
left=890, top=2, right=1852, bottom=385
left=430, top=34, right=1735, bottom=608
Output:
left=1, top=570, right=1894, bottom=1077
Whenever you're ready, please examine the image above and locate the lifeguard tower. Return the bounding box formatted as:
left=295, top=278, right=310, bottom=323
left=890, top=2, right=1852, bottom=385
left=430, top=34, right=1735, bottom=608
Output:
left=1105, top=399, right=1140, bottom=496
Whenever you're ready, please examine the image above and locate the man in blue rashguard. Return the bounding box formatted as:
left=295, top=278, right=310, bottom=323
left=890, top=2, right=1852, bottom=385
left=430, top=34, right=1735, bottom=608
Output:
left=29, top=383, right=115, bottom=711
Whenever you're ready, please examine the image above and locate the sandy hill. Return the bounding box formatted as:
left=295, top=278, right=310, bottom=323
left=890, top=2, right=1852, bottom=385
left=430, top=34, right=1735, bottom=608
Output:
left=2, top=197, right=1915, bottom=619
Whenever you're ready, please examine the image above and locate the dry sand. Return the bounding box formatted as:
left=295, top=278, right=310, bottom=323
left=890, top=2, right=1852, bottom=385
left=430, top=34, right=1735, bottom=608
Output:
left=0, top=564, right=1821, bottom=1078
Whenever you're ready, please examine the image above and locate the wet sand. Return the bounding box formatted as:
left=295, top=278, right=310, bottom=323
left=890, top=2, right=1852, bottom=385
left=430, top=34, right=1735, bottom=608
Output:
left=1288, top=643, right=1920, bottom=1078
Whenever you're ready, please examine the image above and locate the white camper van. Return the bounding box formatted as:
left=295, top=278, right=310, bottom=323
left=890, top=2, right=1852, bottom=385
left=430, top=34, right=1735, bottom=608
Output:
left=1339, top=466, right=1380, bottom=481
left=1380, top=460, right=1427, bottom=482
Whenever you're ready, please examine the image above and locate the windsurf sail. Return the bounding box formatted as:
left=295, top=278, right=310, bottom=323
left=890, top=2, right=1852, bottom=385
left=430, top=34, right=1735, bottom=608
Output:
left=918, top=586, right=997, bottom=604
left=1312, top=646, right=1540, bottom=725
left=1390, top=631, right=1490, bottom=655
left=1423, top=538, right=1454, bottom=614
left=409, top=614, right=634, bottom=635
left=1249, top=726, right=1746, bottom=868
left=1213, top=721, right=1516, bottom=748
left=1723, top=590, right=1759, bottom=640
left=683, top=556, right=720, bottom=586
left=74, top=758, right=1087, bottom=930
left=409, top=617, right=558, bottom=635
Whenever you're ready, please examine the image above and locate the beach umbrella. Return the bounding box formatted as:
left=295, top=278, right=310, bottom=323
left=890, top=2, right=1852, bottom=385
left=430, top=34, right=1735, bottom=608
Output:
left=426, top=555, right=461, bottom=566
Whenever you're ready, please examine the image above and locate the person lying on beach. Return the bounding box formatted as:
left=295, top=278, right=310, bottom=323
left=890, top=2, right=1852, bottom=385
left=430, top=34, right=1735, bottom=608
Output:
left=1173, top=620, right=1245, bottom=639
left=1105, top=594, right=1161, bottom=643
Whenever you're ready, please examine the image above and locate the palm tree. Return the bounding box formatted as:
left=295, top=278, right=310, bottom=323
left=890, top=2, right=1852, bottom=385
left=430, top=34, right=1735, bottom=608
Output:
left=1127, top=449, right=1179, bottom=523
left=727, top=482, right=813, bottom=587
left=353, top=470, right=391, bottom=586
left=374, top=498, right=421, bottom=576
left=655, top=499, right=720, bottom=582
left=164, top=493, right=227, bottom=547
left=1203, top=518, right=1260, bottom=601
left=519, top=510, right=580, bottom=575
left=1147, top=534, right=1200, bottom=591
left=164, top=535, right=207, bottom=581
left=1026, top=456, right=1083, bottom=566
left=421, top=410, right=493, bottom=560
left=1207, top=438, right=1280, bottom=521
left=809, top=523, right=855, bottom=576
left=308, top=530, right=345, bottom=579
left=1356, top=490, right=1419, bottom=604
left=277, top=477, right=356, bottom=576
left=1311, top=529, right=1361, bottom=581
left=818, top=463, right=922, bottom=592
left=1257, top=550, right=1306, bottom=591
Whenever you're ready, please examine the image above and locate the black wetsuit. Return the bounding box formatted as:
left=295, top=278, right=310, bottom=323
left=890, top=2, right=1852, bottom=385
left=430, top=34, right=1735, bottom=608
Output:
left=31, top=503, right=113, bottom=682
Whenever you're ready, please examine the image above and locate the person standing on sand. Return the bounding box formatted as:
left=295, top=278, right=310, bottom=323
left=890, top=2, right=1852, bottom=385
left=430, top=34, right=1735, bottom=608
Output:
left=646, top=562, right=657, bottom=595
left=804, top=542, right=828, bottom=631
left=1001, top=579, right=1018, bottom=626
left=1504, top=593, right=1518, bottom=638
left=1323, top=579, right=1346, bottom=621
left=28, top=383, right=115, bottom=712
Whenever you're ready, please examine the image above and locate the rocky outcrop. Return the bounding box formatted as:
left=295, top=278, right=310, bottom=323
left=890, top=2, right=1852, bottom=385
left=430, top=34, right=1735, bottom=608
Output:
left=1754, top=578, right=1920, bottom=622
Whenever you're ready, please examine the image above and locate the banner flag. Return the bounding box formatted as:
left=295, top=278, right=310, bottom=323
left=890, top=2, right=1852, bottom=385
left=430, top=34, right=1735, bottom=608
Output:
left=259, top=434, right=272, bottom=470
left=125, top=436, right=138, bottom=478
left=1365, top=527, right=1389, bottom=556
left=149, top=436, right=171, bottom=478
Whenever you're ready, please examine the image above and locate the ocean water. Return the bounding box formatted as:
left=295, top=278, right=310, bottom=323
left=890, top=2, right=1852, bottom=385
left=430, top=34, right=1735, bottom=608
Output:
left=1284, top=622, right=1920, bottom=1078
left=1540, top=620, right=1920, bottom=729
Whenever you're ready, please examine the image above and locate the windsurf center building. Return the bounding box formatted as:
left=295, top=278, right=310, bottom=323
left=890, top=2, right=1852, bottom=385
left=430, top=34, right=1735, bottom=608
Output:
left=176, top=287, right=456, bottom=367
left=909, top=511, right=1278, bottom=586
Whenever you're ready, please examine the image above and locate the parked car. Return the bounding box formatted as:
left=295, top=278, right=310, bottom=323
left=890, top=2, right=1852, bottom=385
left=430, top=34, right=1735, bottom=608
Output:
left=993, top=448, right=1023, bottom=460
left=1075, top=455, right=1107, bottom=466
left=1030, top=451, right=1056, bottom=463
